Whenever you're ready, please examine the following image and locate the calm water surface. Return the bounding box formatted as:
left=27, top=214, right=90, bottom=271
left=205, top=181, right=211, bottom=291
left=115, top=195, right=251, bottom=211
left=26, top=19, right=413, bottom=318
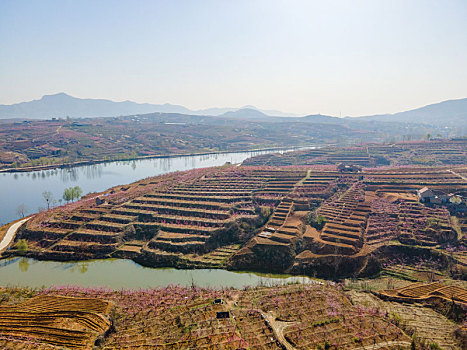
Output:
left=0, top=148, right=311, bottom=225
left=0, top=258, right=316, bottom=289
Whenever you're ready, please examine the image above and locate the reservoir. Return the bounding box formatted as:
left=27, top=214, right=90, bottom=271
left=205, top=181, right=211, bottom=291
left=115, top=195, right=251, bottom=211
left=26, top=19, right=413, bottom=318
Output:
left=0, top=257, right=316, bottom=289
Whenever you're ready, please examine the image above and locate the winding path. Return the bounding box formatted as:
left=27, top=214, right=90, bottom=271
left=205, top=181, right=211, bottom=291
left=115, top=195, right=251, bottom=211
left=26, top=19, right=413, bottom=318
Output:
left=448, top=169, right=467, bottom=182
left=262, top=311, right=296, bottom=350
left=0, top=218, right=30, bottom=253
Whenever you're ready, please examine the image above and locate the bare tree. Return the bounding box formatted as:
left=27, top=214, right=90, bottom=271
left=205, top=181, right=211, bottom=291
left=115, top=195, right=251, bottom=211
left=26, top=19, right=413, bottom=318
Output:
left=16, top=203, right=27, bottom=218
left=42, top=191, right=54, bottom=210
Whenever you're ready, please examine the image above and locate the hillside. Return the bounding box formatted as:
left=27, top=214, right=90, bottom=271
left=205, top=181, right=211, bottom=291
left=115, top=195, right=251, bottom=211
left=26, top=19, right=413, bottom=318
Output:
left=4, top=282, right=465, bottom=349
left=359, top=98, right=467, bottom=126
left=3, top=141, right=467, bottom=348
left=6, top=141, right=467, bottom=279
left=0, top=114, right=367, bottom=171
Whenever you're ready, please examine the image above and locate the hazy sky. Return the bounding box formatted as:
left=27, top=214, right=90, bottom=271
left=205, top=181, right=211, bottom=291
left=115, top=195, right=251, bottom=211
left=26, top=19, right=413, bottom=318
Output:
left=1, top=0, right=466, bottom=116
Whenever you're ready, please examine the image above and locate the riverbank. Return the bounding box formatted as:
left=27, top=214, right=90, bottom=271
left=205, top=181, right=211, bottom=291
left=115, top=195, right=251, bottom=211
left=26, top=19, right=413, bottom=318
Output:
left=0, top=145, right=315, bottom=173
left=0, top=218, right=30, bottom=253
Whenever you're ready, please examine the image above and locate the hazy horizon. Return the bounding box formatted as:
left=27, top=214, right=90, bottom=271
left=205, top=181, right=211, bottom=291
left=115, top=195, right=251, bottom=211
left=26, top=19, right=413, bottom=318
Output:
left=2, top=91, right=467, bottom=119
left=1, top=0, right=467, bottom=116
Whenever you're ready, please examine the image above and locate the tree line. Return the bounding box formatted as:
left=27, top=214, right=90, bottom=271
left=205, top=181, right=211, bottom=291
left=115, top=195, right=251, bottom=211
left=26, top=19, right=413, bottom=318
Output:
left=16, top=186, right=83, bottom=219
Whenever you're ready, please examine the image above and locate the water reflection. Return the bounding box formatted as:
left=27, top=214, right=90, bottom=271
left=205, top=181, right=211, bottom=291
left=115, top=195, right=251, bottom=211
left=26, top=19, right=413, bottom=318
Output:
left=83, top=165, right=103, bottom=180
left=18, top=257, right=29, bottom=272
left=60, top=168, right=79, bottom=182
left=62, top=261, right=89, bottom=274
left=0, top=258, right=317, bottom=289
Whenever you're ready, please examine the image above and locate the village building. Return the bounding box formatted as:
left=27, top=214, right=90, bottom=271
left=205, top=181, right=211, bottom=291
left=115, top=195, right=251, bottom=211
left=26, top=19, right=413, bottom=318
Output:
left=417, top=187, right=449, bottom=204
left=216, top=311, right=230, bottom=319
left=336, top=163, right=362, bottom=173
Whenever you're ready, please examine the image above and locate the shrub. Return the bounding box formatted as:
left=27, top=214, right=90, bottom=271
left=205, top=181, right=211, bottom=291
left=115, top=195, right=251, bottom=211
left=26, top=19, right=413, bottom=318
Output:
left=260, top=206, right=272, bottom=218
left=16, top=239, right=28, bottom=255
left=308, top=212, right=326, bottom=230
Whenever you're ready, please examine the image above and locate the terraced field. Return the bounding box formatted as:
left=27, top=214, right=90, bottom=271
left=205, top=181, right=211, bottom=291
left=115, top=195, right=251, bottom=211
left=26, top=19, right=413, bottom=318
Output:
left=244, top=139, right=467, bottom=168
left=13, top=166, right=309, bottom=268
left=230, top=163, right=466, bottom=278
left=2, top=140, right=467, bottom=348
left=1, top=284, right=440, bottom=350
left=315, top=182, right=369, bottom=254
left=4, top=140, right=466, bottom=279
left=236, top=284, right=410, bottom=349
left=0, top=295, right=111, bottom=349
left=348, top=290, right=462, bottom=350
left=378, top=281, right=467, bottom=305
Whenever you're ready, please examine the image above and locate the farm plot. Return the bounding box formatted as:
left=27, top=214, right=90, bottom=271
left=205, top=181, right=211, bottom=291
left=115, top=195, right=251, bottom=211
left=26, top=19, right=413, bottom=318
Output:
left=378, top=281, right=467, bottom=305
left=365, top=194, right=455, bottom=248
left=15, top=166, right=310, bottom=265
left=314, top=182, right=369, bottom=255
left=361, top=166, right=463, bottom=248
left=237, top=284, right=409, bottom=349
left=16, top=168, right=217, bottom=259
left=244, top=140, right=467, bottom=169
left=363, top=166, right=467, bottom=196
left=243, top=146, right=377, bottom=167
left=289, top=170, right=339, bottom=208
left=397, top=201, right=454, bottom=246
left=143, top=168, right=303, bottom=255
left=233, top=162, right=464, bottom=277
left=382, top=262, right=445, bottom=282
left=39, top=285, right=279, bottom=349
left=0, top=284, right=415, bottom=350
left=348, top=289, right=462, bottom=349
left=0, top=295, right=111, bottom=350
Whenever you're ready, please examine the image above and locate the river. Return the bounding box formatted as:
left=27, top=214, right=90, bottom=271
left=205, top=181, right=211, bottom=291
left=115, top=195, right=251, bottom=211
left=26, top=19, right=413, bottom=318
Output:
left=0, top=148, right=311, bottom=225
left=0, top=258, right=316, bottom=289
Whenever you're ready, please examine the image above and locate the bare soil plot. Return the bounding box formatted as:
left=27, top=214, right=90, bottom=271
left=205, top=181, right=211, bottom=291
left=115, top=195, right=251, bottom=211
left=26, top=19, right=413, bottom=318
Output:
left=347, top=290, right=462, bottom=349
left=0, top=295, right=112, bottom=350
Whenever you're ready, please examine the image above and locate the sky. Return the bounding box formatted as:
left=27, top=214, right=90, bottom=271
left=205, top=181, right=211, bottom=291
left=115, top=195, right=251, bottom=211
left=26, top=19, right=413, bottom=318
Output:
left=1, top=0, right=467, bottom=116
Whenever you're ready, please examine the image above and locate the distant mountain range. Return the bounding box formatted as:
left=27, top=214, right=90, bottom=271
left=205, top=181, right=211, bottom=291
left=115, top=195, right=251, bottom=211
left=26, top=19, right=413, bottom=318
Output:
left=0, top=93, right=294, bottom=119
left=0, top=93, right=466, bottom=127
left=357, top=98, right=467, bottom=126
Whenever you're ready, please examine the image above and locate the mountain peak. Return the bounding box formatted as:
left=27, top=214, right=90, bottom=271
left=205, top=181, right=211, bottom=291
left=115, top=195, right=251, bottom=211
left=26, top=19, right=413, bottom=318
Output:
left=220, top=107, right=269, bottom=120
left=41, top=92, right=72, bottom=100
